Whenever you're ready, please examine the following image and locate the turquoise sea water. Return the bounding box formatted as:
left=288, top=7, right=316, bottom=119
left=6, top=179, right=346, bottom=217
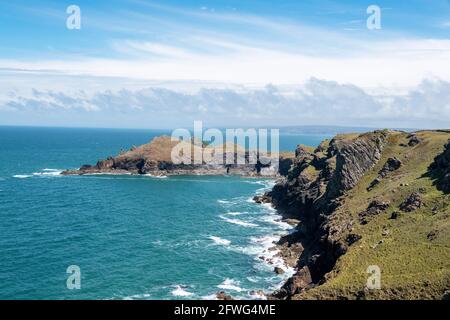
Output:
left=0, top=126, right=331, bottom=299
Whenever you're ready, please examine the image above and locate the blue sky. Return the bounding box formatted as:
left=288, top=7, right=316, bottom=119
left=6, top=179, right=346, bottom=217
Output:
left=0, top=1, right=450, bottom=128
left=1, top=0, right=450, bottom=60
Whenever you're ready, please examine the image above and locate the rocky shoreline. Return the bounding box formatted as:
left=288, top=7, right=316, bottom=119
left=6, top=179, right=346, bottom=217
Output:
left=253, top=130, right=450, bottom=300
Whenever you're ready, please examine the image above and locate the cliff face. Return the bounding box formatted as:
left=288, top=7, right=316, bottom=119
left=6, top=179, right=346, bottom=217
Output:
left=62, top=136, right=294, bottom=177
left=265, top=131, right=389, bottom=297
left=259, top=130, right=450, bottom=300
left=430, top=139, right=450, bottom=192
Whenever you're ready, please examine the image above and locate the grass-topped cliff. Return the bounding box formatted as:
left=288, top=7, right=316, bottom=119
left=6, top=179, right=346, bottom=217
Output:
left=257, top=130, right=450, bottom=300
left=62, top=135, right=295, bottom=177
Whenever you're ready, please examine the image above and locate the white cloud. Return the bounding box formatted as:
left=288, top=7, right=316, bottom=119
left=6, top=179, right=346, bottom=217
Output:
left=1, top=77, right=449, bottom=129
left=3, top=2, right=450, bottom=88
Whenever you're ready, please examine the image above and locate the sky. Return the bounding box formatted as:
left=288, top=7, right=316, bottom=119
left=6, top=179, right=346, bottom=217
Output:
left=0, top=0, right=450, bottom=129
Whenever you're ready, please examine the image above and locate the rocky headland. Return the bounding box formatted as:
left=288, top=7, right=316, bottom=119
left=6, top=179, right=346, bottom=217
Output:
left=254, top=129, right=450, bottom=300
left=62, top=136, right=294, bottom=177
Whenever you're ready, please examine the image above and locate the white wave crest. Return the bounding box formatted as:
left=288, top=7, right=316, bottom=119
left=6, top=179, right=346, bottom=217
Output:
left=226, top=211, right=246, bottom=216
left=209, top=236, right=231, bottom=246
left=32, top=169, right=63, bottom=177
left=171, top=285, right=193, bottom=297
left=123, top=293, right=151, bottom=300
left=144, top=174, right=168, bottom=179
left=217, top=279, right=244, bottom=292
left=260, top=215, right=292, bottom=230
left=13, top=174, right=32, bottom=179
left=219, top=215, right=258, bottom=228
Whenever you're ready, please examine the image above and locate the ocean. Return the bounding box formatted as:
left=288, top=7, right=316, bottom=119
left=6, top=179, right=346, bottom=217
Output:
left=0, top=126, right=331, bottom=299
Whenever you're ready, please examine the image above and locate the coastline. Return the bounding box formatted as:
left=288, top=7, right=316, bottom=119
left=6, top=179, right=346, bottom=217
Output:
left=54, top=130, right=450, bottom=300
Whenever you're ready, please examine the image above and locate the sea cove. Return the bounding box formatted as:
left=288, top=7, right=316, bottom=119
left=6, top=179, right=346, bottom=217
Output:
left=0, top=126, right=331, bottom=299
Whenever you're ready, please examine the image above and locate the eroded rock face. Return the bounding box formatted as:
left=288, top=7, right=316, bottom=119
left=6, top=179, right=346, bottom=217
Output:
left=327, top=131, right=388, bottom=198
left=264, top=131, right=389, bottom=298
left=430, top=139, right=450, bottom=193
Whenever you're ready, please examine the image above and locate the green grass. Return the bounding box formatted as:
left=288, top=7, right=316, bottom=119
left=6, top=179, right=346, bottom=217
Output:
left=299, top=130, right=450, bottom=300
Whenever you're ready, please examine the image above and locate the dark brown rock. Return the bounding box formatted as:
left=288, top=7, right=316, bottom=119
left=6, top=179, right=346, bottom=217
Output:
left=407, top=134, right=422, bottom=146
left=399, top=192, right=424, bottom=212
left=359, top=200, right=390, bottom=224
left=346, top=233, right=362, bottom=245
left=273, top=266, right=312, bottom=298
left=429, top=139, right=450, bottom=193
left=390, top=211, right=400, bottom=219
left=427, top=230, right=438, bottom=241
left=274, top=267, right=285, bottom=275
left=379, top=157, right=402, bottom=178
left=367, top=157, right=402, bottom=191
left=216, top=291, right=233, bottom=300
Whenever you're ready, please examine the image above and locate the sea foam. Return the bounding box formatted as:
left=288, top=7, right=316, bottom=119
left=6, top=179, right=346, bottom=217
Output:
left=171, top=285, right=194, bottom=297
left=209, top=236, right=231, bottom=246
left=217, top=279, right=244, bottom=292
left=32, top=169, right=63, bottom=177
left=219, top=215, right=258, bottom=228
left=13, top=174, right=32, bottom=179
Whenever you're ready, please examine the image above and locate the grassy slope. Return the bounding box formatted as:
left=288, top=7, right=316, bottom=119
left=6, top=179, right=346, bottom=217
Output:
left=299, top=131, right=450, bottom=300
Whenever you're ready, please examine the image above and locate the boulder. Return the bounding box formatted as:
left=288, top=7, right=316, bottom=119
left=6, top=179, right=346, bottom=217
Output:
left=346, top=233, right=362, bottom=245
left=399, top=192, right=424, bottom=212
left=390, top=211, right=400, bottom=219
left=367, top=157, right=402, bottom=191
left=274, top=267, right=285, bottom=275
left=407, top=134, right=422, bottom=146
left=379, top=157, right=402, bottom=178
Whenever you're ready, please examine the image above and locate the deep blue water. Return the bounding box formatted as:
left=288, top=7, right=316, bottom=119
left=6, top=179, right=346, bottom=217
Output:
left=0, top=126, right=331, bottom=299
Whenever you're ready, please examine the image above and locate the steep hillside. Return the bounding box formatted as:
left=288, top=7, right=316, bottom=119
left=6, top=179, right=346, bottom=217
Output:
left=257, top=130, right=450, bottom=300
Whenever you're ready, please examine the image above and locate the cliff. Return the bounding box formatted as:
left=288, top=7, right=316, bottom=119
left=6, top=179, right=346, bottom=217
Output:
left=256, top=130, right=450, bottom=300
left=62, top=136, right=294, bottom=177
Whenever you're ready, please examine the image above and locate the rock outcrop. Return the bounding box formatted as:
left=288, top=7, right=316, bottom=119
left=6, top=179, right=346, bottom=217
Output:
left=367, top=157, right=402, bottom=191
left=399, top=192, right=424, bottom=212
left=358, top=200, right=390, bottom=224
left=430, top=139, right=450, bottom=193
left=407, top=133, right=422, bottom=146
